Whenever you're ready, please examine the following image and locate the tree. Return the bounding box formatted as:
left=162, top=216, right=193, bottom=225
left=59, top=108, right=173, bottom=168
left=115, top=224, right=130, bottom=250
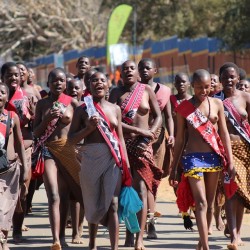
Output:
left=0, top=0, right=107, bottom=60
left=216, top=0, right=250, bottom=51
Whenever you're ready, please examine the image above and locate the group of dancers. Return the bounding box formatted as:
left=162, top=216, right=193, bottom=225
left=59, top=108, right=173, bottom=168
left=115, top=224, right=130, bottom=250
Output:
left=0, top=56, right=249, bottom=250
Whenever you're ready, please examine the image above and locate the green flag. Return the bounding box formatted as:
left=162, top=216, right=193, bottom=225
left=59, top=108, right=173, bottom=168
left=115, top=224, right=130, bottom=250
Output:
left=107, top=4, right=133, bottom=65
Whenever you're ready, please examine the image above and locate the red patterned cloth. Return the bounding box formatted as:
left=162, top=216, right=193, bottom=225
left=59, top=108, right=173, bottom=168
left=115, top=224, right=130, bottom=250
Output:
left=125, top=137, right=162, bottom=197
left=120, top=83, right=145, bottom=125
left=6, top=87, right=30, bottom=127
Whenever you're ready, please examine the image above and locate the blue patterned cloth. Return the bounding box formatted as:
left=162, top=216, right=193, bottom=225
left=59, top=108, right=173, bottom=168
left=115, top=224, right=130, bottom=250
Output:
left=182, top=152, right=222, bottom=179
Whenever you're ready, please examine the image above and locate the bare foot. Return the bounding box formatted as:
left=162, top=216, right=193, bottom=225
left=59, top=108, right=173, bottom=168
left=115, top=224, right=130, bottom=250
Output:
left=216, top=217, right=225, bottom=231
left=72, top=235, right=84, bottom=244
left=22, top=225, right=30, bottom=231
left=124, top=231, right=134, bottom=247
left=134, top=238, right=145, bottom=250
left=51, top=242, right=61, bottom=250
left=196, top=241, right=203, bottom=250
left=227, top=243, right=238, bottom=250
left=237, top=237, right=244, bottom=246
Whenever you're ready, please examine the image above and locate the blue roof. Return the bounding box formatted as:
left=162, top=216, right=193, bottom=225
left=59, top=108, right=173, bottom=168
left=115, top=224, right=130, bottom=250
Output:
left=178, top=38, right=191, bottom=53
left=63, top=50, right=79, bottom=62
left=152, top=36, right=178, bottom=54
left=95, top=47, right=106, bottom=59
left=191, top=37, right=208, bottom=53
left=208, top=38, right=222, bottom=52
left=35, top=54, right=54, bottom=66
left=143, top=39, right=152, bottom=50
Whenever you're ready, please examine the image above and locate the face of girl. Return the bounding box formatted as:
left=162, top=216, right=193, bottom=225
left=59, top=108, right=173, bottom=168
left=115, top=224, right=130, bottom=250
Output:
left=193, top=76, right=211, bottom=102
left=2, top=66, right=20, bottom=92
left=17, top=64, right=28, bottom=84
left=121, top=61, right=139, bottom=85
left=48, top=70, right=66, bottom=95
left=175, top=74, right=190, bottom=94
left=77, top=57, right=90, bottom=75
left=89, top=72, right=108, bottom=98
left=138, top=61, right=156, bottom=83
left=0, top=85, right=8, bottom=108
left=220, top=67, right=239, bottom=90
left=66, top=79, right=83, bottom=101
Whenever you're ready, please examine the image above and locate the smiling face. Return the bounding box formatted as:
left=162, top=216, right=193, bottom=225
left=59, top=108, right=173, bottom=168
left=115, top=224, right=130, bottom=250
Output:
left=76, top=57, right=90, bottom=76
left=2, top=65, right=20, bottom=93
left=17, top=64, right=28, bottom=84
left=121, top=60, right=138, bottom=85
left=89, top=72, right=108, bottom=99
left=48, top=70, right=66, bottom=96
left=192, top=75, right=211, bottom=102
left=138, top=60, right=156, bottom=83
left=237, top=80, right=250, bottom=93
left=220, top=67, right=239, bottom=91
left=210, top=74, right=221, bottom=96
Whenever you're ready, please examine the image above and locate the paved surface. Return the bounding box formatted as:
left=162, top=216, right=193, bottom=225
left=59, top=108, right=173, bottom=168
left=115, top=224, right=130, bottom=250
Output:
left=7, top=185, right=250, bottom=250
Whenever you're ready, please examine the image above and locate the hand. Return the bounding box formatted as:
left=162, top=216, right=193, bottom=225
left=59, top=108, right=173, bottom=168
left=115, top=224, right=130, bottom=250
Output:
left=167, top=136, right=175, bottom=147
left=169, top=168, right=179, bottom=187
left=136, top=128, right=155, bottom=140
left=46, top=107, right=61, bottom=122
left=27, top=96, right=36, bottom=116
left=227, top=163, right=236, bottom=181
left=86, top=115, right=100, bottom=130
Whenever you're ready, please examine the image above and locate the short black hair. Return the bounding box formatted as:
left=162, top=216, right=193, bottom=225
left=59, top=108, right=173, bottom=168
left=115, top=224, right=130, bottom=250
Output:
left=1, top=62, right=17, bottom=77
left=48, top=67, right=66, bottom=83
left=138, top=58, right=156, bottom=68
left=219, top=62, right=239, bottom=76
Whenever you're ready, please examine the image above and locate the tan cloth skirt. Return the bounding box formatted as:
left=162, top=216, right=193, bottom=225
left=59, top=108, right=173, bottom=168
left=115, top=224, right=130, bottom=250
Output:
left=0, top=161, right=20, bottom=231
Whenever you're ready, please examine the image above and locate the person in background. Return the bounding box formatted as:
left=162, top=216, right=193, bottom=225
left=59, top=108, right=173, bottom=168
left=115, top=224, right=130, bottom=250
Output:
left=74, top=56, right=91, bottom=90
left=219, top=62, right=250, bottom=250
left=27, top=67, right=42, bottom=92
left=66, top=78, right=85, bottom=244
left=208, top=73, right=226, bottom=235
left=238, top=68, right=246, bottom=81
left=170, top=72, right=192, bottom=136
left=138, top=58, right=174, bottom=239
left=210, top=74, right=223, bottom=99
left=237, top=79, right=250, bottom=93
left=109, top=60, right=162, bottom=250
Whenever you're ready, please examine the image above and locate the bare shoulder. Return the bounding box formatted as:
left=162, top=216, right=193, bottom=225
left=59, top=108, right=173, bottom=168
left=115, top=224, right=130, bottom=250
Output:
left=144, top=84, right=154, bottom=95
left=241, top=91, right=250, bottom=102
left=70, top=97, right=79, bottom=108
left=210, top=96, right=223, bottom=106
left=109, top=86, right=123, bottom=101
